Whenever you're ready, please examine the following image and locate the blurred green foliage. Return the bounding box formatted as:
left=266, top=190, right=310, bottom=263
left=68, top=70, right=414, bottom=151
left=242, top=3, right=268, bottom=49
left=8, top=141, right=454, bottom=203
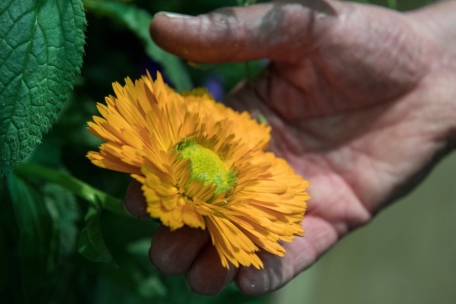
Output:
left=0, top=0, right=438, bottom=303
left=0, top=0, right=268, bottom=303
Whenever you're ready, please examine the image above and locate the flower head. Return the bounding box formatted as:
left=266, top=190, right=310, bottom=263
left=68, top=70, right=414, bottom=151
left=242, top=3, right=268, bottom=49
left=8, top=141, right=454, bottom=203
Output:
left=87, top=72, right=310, bottom=269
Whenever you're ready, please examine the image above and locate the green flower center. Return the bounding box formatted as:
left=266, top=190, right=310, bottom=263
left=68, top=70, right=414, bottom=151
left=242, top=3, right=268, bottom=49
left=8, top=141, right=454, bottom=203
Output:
left=177, top=140, right=236, bottom=196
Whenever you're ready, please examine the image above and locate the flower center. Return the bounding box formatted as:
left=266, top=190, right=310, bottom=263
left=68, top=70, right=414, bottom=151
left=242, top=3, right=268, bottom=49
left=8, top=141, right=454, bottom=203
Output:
left=178, top=140, right=236, bottom=195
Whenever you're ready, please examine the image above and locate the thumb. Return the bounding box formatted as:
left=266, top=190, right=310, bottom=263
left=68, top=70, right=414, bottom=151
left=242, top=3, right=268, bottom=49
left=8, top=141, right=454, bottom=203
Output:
left=149, top=1, right=339, bottom=63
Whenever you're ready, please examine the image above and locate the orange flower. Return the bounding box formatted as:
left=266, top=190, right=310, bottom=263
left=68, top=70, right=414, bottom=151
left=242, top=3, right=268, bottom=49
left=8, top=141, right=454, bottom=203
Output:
left=87, top=72, right=310, bottom=269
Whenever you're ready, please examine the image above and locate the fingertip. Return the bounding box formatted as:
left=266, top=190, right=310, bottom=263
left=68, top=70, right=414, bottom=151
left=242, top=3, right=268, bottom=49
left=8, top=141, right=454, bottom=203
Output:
left=150, top=225, right=210, bottom=276
left=149, top=6, right=269, bottom=63
left=149, top=12, right=195, bottom=59
left=154, top=11, right=193, bottom=19
left=235, top=251, right=285, bottom=296
left=149, top=1, right=342, bottom=63
left=185, top=244, right=238, bottom=296
left=124, top=179, right=149, bottom=218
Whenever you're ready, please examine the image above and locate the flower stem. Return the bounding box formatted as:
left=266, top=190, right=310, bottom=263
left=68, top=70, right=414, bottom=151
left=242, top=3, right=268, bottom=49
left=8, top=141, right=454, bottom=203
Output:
left=14, top=163, right=126, bottom=216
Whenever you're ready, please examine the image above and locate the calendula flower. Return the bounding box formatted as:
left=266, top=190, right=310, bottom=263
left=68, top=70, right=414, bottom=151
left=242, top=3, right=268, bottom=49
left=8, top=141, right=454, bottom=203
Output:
left=87, top=71, right=310, bottom=269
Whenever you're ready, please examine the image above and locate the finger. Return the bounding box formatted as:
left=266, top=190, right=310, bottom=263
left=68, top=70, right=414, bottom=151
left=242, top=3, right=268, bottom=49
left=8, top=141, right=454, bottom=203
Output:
left=124, top=179, right=149, bottom=218
left=150, top=225, right=210, bottom=276
left=235, top=216, right=338, bottom=296
left=150, top=1, right=339, bottom=63
left=185, top=243, right=238, bottom=296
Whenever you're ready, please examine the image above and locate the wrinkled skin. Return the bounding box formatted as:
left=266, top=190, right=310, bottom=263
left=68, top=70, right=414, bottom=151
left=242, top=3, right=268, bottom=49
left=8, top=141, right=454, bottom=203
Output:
left=124, top=0, right=456, bottom=296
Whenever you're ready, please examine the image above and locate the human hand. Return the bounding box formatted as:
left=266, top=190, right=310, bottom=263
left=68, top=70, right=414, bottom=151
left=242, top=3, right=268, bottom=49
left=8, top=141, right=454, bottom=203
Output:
left=125, top=0, right=456, bottom=296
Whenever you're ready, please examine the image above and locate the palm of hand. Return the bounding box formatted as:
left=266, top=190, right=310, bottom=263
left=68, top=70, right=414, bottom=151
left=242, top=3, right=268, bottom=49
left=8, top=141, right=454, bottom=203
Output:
left=230, top=1, right=439, bottom=235
left=227, top=2, right=450, bottom=280
left=127, top=0, right=455, bottom=296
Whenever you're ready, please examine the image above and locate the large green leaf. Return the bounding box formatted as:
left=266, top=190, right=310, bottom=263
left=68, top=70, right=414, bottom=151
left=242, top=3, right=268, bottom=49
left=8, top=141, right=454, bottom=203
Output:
left=83, top=0, right=192, bottom=92
left=0, top=0, right=86, bottom=176
left=6, top=173, right=79, bottom=303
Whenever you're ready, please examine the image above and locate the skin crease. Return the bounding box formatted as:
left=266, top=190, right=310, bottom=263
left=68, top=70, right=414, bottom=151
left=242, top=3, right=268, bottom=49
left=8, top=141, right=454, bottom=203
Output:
left=124, top=0, right=456, bottom=297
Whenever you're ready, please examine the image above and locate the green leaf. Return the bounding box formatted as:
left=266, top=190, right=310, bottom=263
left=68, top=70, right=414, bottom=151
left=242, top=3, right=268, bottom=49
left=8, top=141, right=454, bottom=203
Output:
left=257, top=112, right=268, bottom=125
left=386, top=0, right=397, bottom=9
left=78, top=205, right=118, bottom=267
left=0, top=0, right=86, bottom=176
left=6, top=173, right=79, bottom=303
left=127, top=238, right=167, bottom=299
left=83, top=0, right=192, bottom=92
left=43, top=184, right=80, bottom=259
left=137, top=276, right=168, bottom=299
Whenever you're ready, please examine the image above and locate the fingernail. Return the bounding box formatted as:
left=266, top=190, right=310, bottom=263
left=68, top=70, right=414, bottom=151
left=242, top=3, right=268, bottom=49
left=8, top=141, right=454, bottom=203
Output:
left=156, top=12, right=192, bottom=19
